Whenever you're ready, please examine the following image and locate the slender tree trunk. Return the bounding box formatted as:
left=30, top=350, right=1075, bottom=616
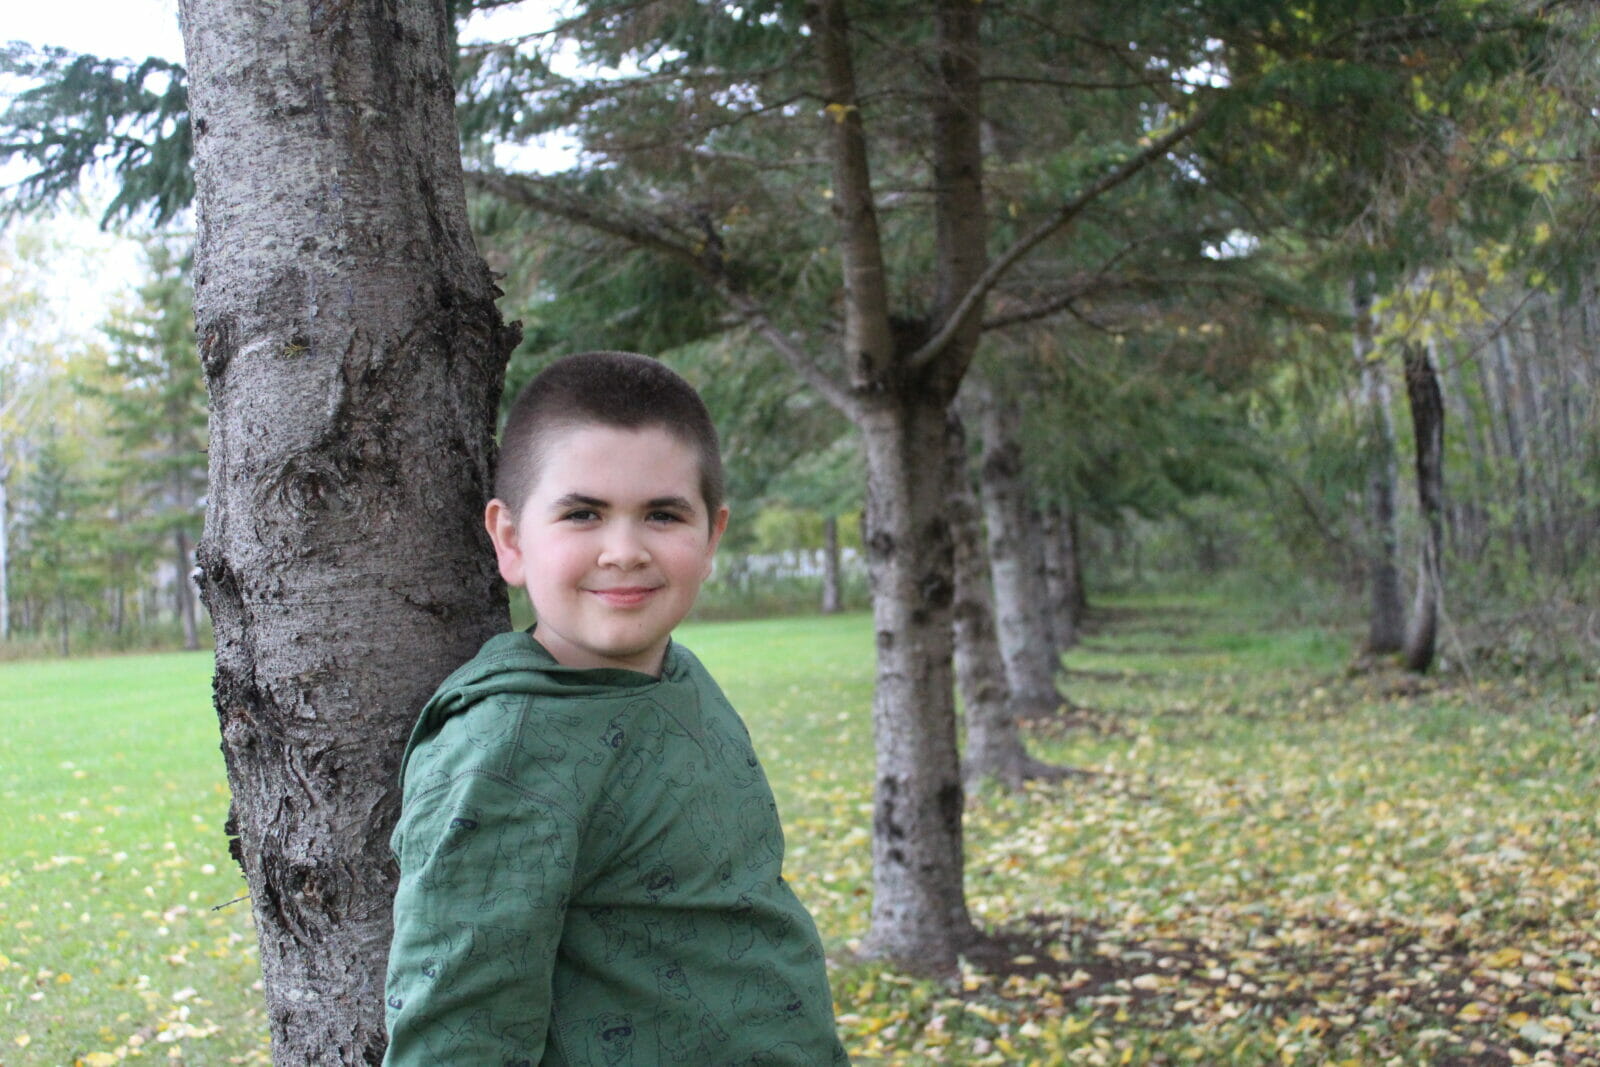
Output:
left=948, top=413, right=1019, bottom=787
left=970, top=378, right=1062, bottom=717
left=1353, top=276, right=1404, bottom=654
left=1039, top=501, right=1078, bottom=651
left=820, top=513, right=842, bottom=614
left=57, top=590, right=68, bottom=657
left=175, top=526, right=199, bottom=651
left=1443, top=343, right=1489, bottom=561
left=1518, top=308, right=1559, bottom=568
left=1402, top=343, right=1446, bottom=673
left=1067, top=507, right=1088, bottom=625
left=179, top=0, right=517, bottom=1060
left=1491, top=330, right=1536, bottom=565
left=808, top=0, right=982, bottom=972
left=948, top=417, right=1070, bottom=790
left=858, top=396, right=976, bottom=966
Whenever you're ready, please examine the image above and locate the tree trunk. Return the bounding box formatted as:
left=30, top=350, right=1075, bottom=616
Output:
left=857, top=396, right=977, bottom=966
left=948, top=416, right=1068, bottom=791
left=1443, top=342, right=1489, bottom=561
left=178, top=0, right=518, bottom=1060
left=1490, top=330, right=1536, bottom=565
left=175, top=525, right=199, bottom=651
left=820, top=513, right=842, bottom=614
left=1067, top=507, right=1088, bottom=624
left=807, top=0, right=982, bottom=972
left=971, top=378, right=1062, bottom=717
left=1039, top=501, right=1078, bottom=651
left=1402, top=343, right=1446, bottom=673
left=1353, top=276, right=1404, bottom=654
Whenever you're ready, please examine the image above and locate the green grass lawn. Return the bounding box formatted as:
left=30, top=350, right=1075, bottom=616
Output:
left=2, top=600, right=1596, bottom=1065
left=0, top=652, right=262, bottom=1065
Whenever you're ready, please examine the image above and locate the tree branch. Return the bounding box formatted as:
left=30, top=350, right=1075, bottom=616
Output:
left=465, top=169, right=855, bottom=413
left=908, top=102, right=1217, bottom=373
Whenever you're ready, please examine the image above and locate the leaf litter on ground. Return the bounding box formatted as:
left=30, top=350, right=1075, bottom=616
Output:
left=2, top=601, right=1596, bottom=1065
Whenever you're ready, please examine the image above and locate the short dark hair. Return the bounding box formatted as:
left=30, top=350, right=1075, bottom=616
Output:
left=494, top=351, right=726, bottom=523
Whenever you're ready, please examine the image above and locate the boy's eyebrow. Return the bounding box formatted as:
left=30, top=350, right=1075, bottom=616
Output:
left=550, top=492, right=608, bottom=511
left=549, top=492, right=698, bottom=513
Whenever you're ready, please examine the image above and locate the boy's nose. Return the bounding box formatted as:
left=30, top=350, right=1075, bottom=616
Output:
left=597, top=522, right=651, bottom=568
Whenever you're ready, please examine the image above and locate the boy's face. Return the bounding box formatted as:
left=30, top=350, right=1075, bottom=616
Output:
left=485, top=423, right=728, bottom=676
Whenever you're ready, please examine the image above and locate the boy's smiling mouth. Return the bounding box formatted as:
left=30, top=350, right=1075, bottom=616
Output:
left=588, top=586, right=660, bottom=607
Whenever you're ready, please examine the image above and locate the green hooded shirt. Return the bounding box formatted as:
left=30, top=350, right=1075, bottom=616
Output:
left=383, top=630, right=849, bottom=1066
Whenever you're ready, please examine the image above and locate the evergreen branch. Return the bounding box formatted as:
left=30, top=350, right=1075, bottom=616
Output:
left=982, top=73, right=1178, bottom=92
left=909, top=101, right=1216, bottom=373
left=465, top=169, right=854, bottom=413
left=570, top=92, right=815, bottom=159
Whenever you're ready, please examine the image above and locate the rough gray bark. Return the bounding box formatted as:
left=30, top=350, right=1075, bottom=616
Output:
left=820, top=513, right=842, bottom=614
left=1402, top=342, right=1445, bottom=673
left=1353, top=277, right=1405, bottom=654
left=178, top=0, right=518, bottom=1060
left=948, top=416, right=1070, bottom=791
left=857, top=397, right=976, bottom=965
left=971, top=378, right=1063, bottom=717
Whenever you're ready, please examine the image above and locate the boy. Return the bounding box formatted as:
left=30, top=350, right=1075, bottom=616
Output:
left=383, top=351, right=850, bottom=1065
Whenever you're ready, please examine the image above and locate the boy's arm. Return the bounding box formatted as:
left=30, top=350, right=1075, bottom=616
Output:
left=384, top=760, right=580, bottom=1066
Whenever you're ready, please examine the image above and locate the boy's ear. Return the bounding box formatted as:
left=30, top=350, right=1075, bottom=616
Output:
left=702, top=504, right=730, bottom=580
left=485, top=499, right=526, bottom=587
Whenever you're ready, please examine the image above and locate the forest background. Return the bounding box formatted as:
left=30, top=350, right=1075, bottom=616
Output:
left=1, top=0, right=1598, bottom=1063
left=3, top=0, right=1596, bottom=668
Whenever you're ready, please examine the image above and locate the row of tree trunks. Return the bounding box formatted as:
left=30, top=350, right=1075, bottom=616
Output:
left=179, top=0, right=517, bottom=1060
left=1362, top=279, right=1599, bottom=642
left=1426, top=285, right=1600, bottom=579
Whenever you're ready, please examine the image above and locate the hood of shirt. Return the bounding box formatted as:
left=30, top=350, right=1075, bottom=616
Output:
left=399, top=628, right=681, bottom=784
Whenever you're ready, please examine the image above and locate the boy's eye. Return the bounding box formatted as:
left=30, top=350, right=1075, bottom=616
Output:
left=647, top=510, right=684, bottom=524
left=563, top=509, right=600, bottom=522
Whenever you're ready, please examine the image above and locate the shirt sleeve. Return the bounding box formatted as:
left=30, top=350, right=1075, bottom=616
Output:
left=383, top=723, right=586, bottom=1066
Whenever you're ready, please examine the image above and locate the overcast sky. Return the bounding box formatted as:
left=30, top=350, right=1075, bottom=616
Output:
left=7, top=0, right=184, bottom=62
left=3, top=1, right=565, bottom=337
